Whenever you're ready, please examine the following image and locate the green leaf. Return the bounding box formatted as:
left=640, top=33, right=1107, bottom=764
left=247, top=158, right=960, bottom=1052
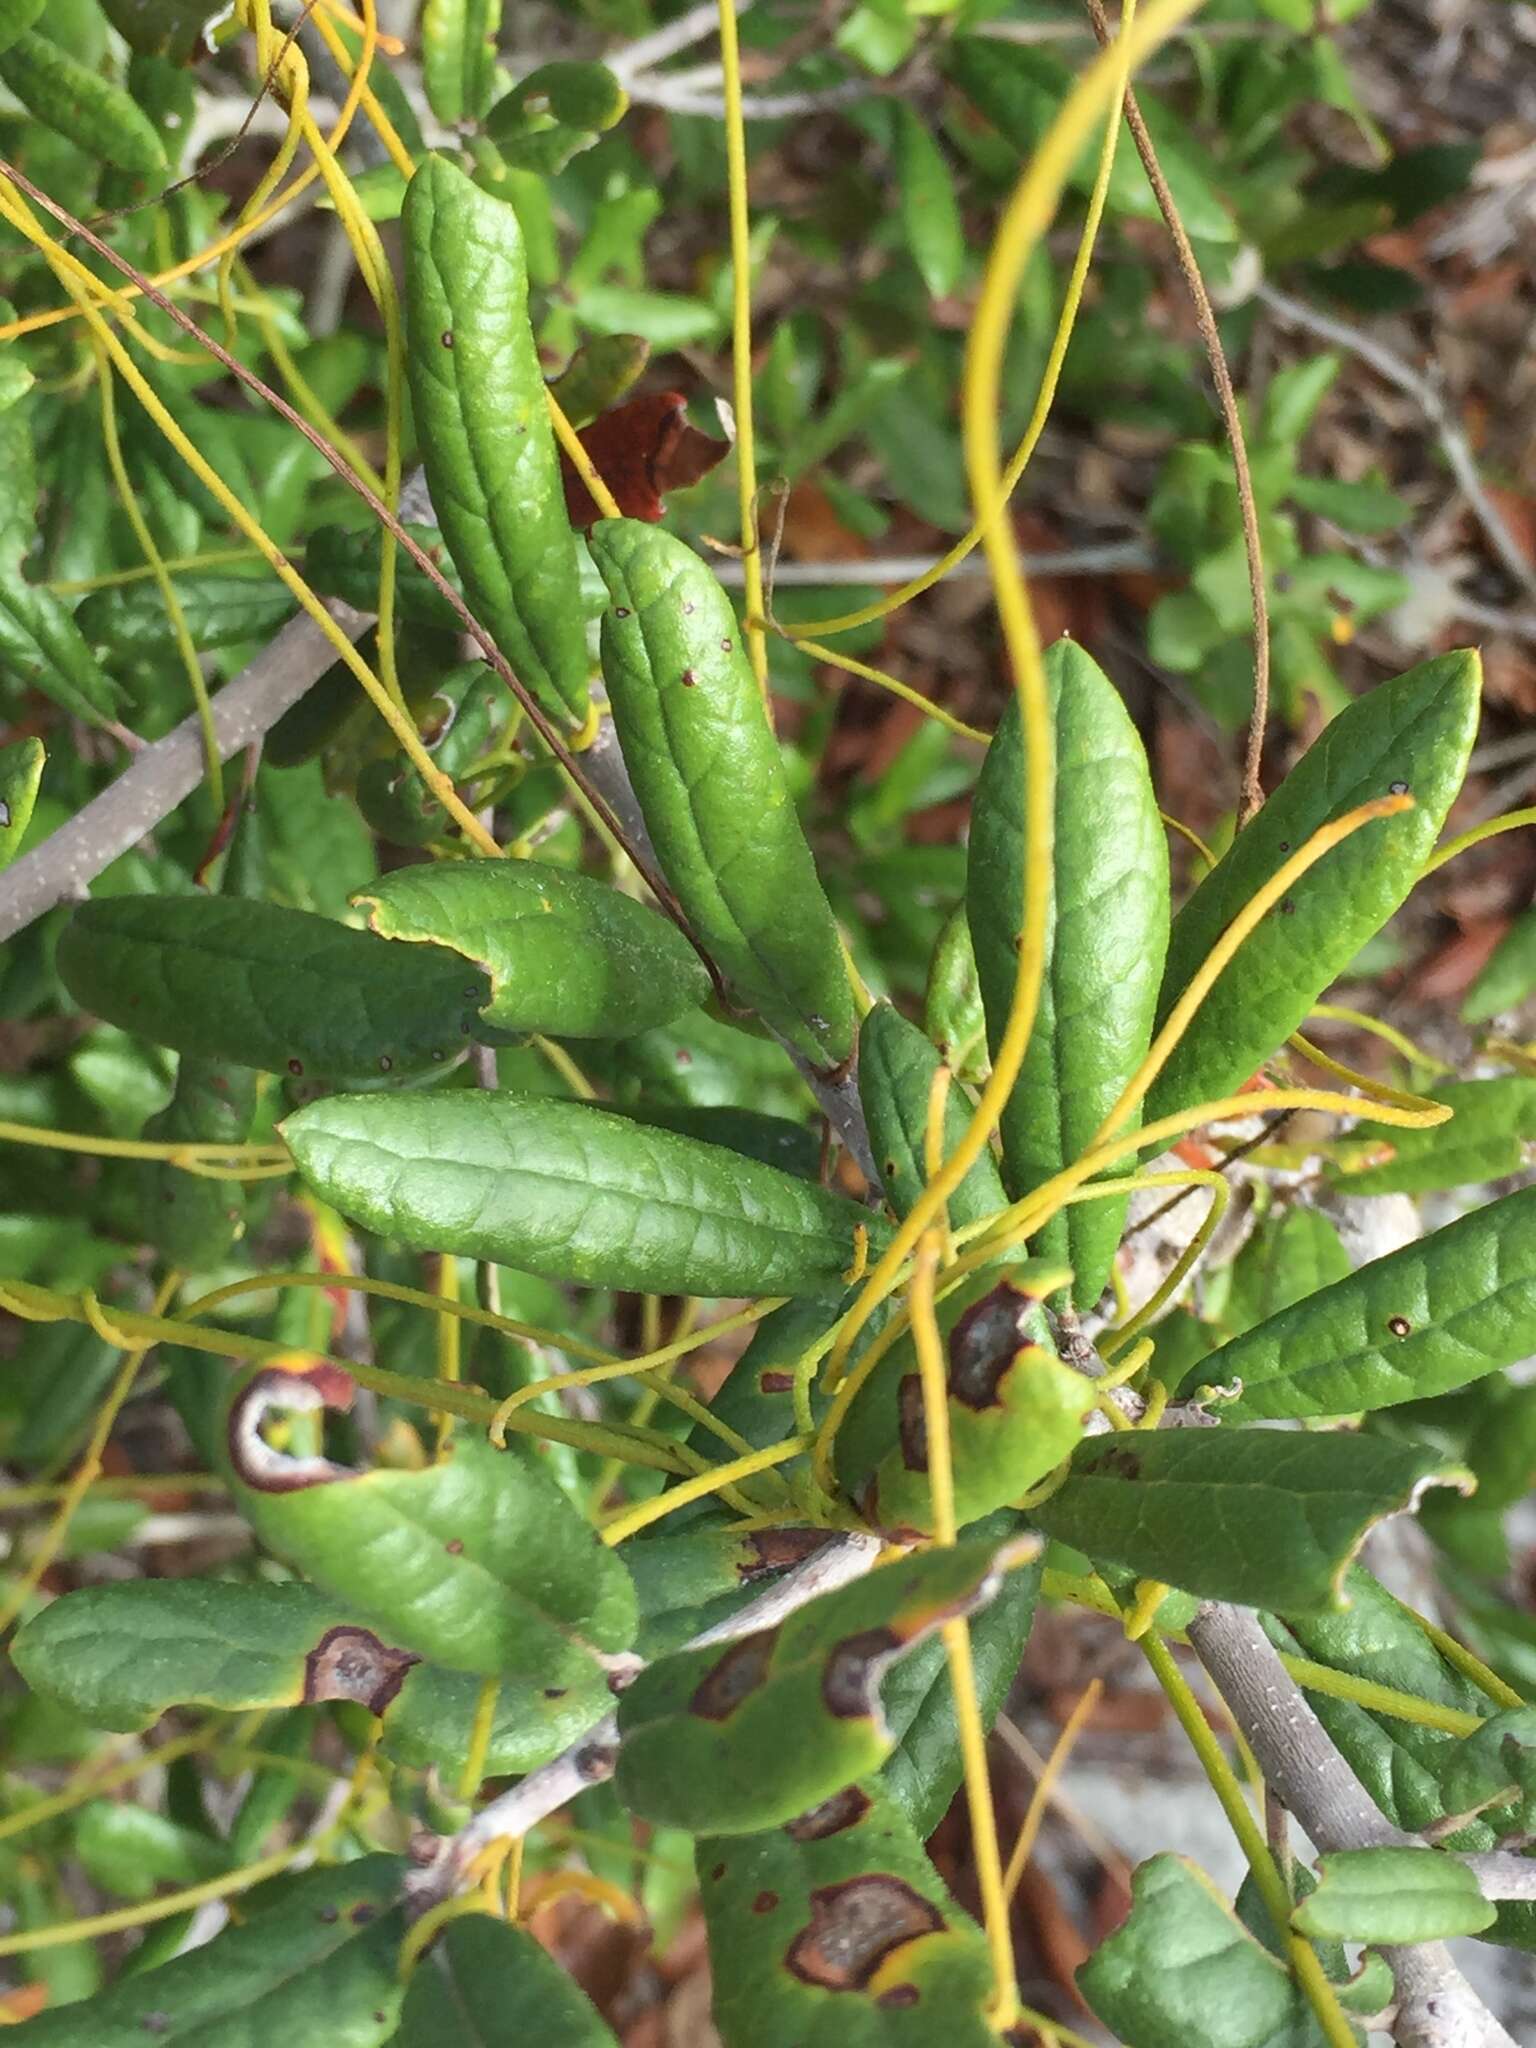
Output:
left=571, top=284, right=723, bottom=349
left=835, top=1261, right=1091, bottom=1535
left=285, top=1091, right=883, bottom=1297
left=304, top=521, right=467, bottom=635
left=1438, top=1708, right=1536, bottom=1842
left=76, top=1803, right=226, bottom=1901
left=1464, top=905, right=1536, bottom=1023
left=892, top=103, right=965, bottom=299
left=381, top=1658, right=612, bottom=1782
left=402, top=156, right=589, bottom=725
left=421, top=0, right=502, bottom=125
left=967, top=641, right=1169, bottom=1305
left=1219, top=1204, right=1352, bottom=1341
left=0, top=734, right=43, bottom=872
left=57, top=895, right=488, bottom=1086
left=1147, top=653, right=1480, bottom=1123
left=614, top=1103, right=821, bottom=1180
left=590, top=517, right=856, bottom=1067
left=6, top=1857, right=405, bottom=2046
left=615, top=1539, right=1023, bottom=1833
left=547, top=334, right=650, bottom=430
left=698, top=1779, right=998, bottom=2048
left=397, top=1914, right=617, bottom=2046
left=356, top=859, right=710, bottom=1039
left=486, top=60, right=628, bottom=174
left=230, top=1422, right=635, bottom=1677
left=138, top=1054, right=256, bottom=1268
left=858, top=1002, right=1006, bottom=1231
left=1288, top=474, right=1411, bottom=534
left=0, top=1, right=46, bottom=58
left=1293, top=1847, right=1495, bottom=1943
left=1080, top=1854, right=1331, bottom=2048
left=923, top=905, right=988, bottom=1085
left=1199, top=1187, right=1536, bottom=1419
left=96, top=0, right=224, bottom=61
left=1260, top=355, right=1341, bottom=445
left=1338, top=1079, right=1536, bottom=1196
left=12, top=1579, right=411, bottom=1733
left=1031, top=1427, right=1468, bottom=1612
left=75, top=574, right=296, bottom=657
left=0, top=572, right=125, bottom=725
left=0, top=31, right=166, bottom=172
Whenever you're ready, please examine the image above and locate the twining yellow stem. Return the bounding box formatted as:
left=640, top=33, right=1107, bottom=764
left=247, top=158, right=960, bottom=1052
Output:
left=1161, top=809, right=1217, bottom=869
left=599, top=1436, right=810, bottom=1545
left=91, top=338, right=222, bottom=809
left=715, top=0, right=769, bottom=693
left=546, top=390, right=622, bottom=522
left=1398, top=1606, right=1527, bottom=1711
left=248, top=265, right=385, bottom=498
left=1288, top=1028, right=1444, bottom=1118
left=0, top=180, right=497, bottom=856
left=790, top=638, right=989, bottom=745
left=458, top=1676, right=501, bottom=1800
left=50, top=547, right=262, bottom=595
left=225, top=2, right=315, bottom=344
left=1003, top=1677, right=1102, bottom=1902
left=1306, top=1002, right=1450, bottom=1074
left=1139, top=1629, right=1359, bottom=2048
left=0, top=1119, right=287, bottom=1174
left=434, top=1252, right=461, bottom=1456
left=0, top=1272, right=178, bottom=1637
left=1089, top=792, right=1414, bottom=1152
left=1424, top=805, right=1536, bottom=875
left=308, top=0, right=417, bottom=179
left=823, top=0, right=1154, bottom=1397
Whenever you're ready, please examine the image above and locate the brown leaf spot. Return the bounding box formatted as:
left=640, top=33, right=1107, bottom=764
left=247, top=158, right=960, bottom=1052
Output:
left=304, top=1626, right=419, bottom=1715
left=786, top=1877, right=944, bottom=1991
left=681, top=668, right=697, bottom=688
left=446, top=1538, right=464, bottom=1555
left=897, top=1373, right=928, bottom=1472
left=753, top=1890, right=779, bottom=1914
left=561, top=391, right=729, bottom=529
left=785, top=1785, right=872, bottom=1841
left=948, top=1282, right=1038, bottom=1411
left=740, top=1528, right=829, bottom=1583
left=226, top=1369, right=357, bottom=1493
left=822, top=1627, right=900, bottom=1720
left=1092, top=1445, right=1142, bottom=1481
left=759, top=1369, right=794, bottom=1394
left=691, top=1630, right=776, bottom=1721
left=710, top=1861, right=727, bottom=1882
left=440, top=331, right=454, bottom=348
left=878, top=1984, right=919, bottom=2009
left=1388, top=1315, right=1412, bottom=1338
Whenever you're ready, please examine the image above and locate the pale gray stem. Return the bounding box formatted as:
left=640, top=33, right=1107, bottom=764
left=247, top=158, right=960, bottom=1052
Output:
left=404, top=1531, right=881, bottom=1916
left=1460, top=1852, right=1536, bottom=1903
left=1188, top=1601, right=1518, bottom=2048
left=0, top=601, right=370, bottom=945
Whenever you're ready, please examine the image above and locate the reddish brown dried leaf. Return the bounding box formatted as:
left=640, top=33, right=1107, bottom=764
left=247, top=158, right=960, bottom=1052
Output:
left=562, top=392, right=729, bottom=529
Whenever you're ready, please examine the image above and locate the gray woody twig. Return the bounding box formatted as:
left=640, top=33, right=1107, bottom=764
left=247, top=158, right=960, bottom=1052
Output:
left=1188, top=1601, right=1520, bottom=2048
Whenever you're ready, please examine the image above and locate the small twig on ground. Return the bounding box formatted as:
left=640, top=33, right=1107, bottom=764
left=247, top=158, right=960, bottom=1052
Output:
left=1258, top=283, right=1536, bottom=606
left=1085, top=0, right=1269, bottom=827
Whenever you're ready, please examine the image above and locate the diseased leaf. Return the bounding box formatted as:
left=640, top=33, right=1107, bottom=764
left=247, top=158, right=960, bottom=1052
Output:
left=615, top=1539, right=1023, bottom=1833
left=858, top=1002, right=1007, bottom=1231
left=1080, top=1855, right=1330, bottom=2048
left=381, top=1656, right=612, bottom=1782
left=228, top=1412, right=636, bottom=1677
left=1199, top=1187, right=1536, bottom=1419
left=357, top=858, right=710, bottom=1038
left=397, top=1914, right=617, bottom=2046
left=1293, top=1847, right=1495, bottom=1943
left=1031, top=1428, right=1468, bottom=1612
left=284, top=1090, right=885, bottom=1297
left=57, top=895, right=487, bottom=1086
left=1148, top=653, right=1479, bottom=1123
left=561, top=391, right=729, bottom=529
left=698, top=1779, right=998, bottom=2048
left=5, top=1858, right=405, bottom=2045
left=968, top=642, right=1169, bottom=1305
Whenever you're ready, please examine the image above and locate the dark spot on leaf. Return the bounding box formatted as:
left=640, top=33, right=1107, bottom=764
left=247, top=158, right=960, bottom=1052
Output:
left=304, top=1625, right=419, bottom=1715
left=822, top=1627, right=900, bottom=1719
left=949, top=1282, right=1036, bottom=1410
left=691, top=1629, right=776, bottom=1720
left=446, top=1538, right=464, bottom=1555
left=683, top=601, right=695, bottom=614
left=350, top=1903, right=377, bottom=1926
left=741, top=1527, right=828, bottom=1582
left=379, top=1055, right=393, bottom=1072
left=142, top=2015, right=171, bottom=2036
left=288, top=1058, right=304, bottom=1076
left=1278, top=841, right=1290, bottom=853
left=0, top=800, right=9, bottom=828
left=1390, top=779, right=1409, bottom=795
left=759, top=1369, right=794, bottom=1394
left=318, top=1905, right=340, bottom=1922
left=440, top=330, right=454, bottom=347
left=753, top=1890, right=779, bottom=1913
left=1388, top=1314, right=1412, bottom=1337
left=879, top=1984, right=919, bottom=2009
left=614, top=606, right=631, bottom=618
left=1280, top=899, right=1297, bottom=915
left=710, top=1862, right=726, bottom=1882
left=786, top=1877, right=944, bottom=1991
left=675, top=1048, right=692, bottom=1065
left=897, top=1374, right=928, bottom=1472
left=681, top=668, right=697, bottom=687
left=543, top=1687, right=567, bottom=1700
left=720, top=638, right=732, bottom=653
left=786, top=1785, right=872, bottom=1840
left=884, top=1159, right=897, bottom=1177
left=1094, top=1445, right=1141, bottom=1480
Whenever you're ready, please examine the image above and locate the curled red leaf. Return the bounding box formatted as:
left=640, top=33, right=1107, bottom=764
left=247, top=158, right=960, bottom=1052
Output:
left=561, top=391, right=729, bottom=529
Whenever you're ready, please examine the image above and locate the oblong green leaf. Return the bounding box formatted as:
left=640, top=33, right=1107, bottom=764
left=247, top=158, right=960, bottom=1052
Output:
left=1338, top=1078, right=1536, bottom=1196
left=283, top=1091, right=886, bottom=1296
left=230, top=1422, right=635, bottom=1677
left=357, top=857, right=710, bottom=1039
left=892, top=102, right=965, bottom=299
left=698, top=1780, right=998, bottom=2048
left=57, top=895, right=488, bottom=1085
left=402, top=155, right=589, bottom=725
left=1200, top=1186, right=1536, bottom=1419
left=1032, top=1427, right=1468, bottom=1612
left=138, top=1054, right=256, bottom=1268
left=967, top=641, right=1169, bottom=1304
left=98, top=0, right=223, bottom=59
left=75, top=573, right=295, bottom=657
left=398, top=1915, right=617, bottom=2047
left=590, top=516, right=856, bottom=1067
left=1464, top=904, right=1536, bottom=1023
left=0, top=1, right=46, bottom=59
left=615, top=1539, right=1020, bottom=1834
left=0, top=31, right=166, bottom=172
left=1147, top=653, right=1479, bottom=1123
left=6, top=1857, right=405, bottom=2047
left=421, top=0, right=502, bottom=125
left=304, top=520, right=467, bottom=635
left=381, top=1657, right=612, bottom=1782
left=0, top=573, right=124, bottom=724
left=923, top=904, right=988, bottom=1085
left=858, top=1002, right=1006, bottom=1230
left=0, top=734, right=43, bottom=871
left=1293, top=1847, right=1495, bottom=1944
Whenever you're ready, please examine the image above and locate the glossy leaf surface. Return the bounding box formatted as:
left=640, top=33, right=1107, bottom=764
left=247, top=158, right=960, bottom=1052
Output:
left=1292, top=1847, right=1495, bottom=1943
left=397, top=1914, right=617, bottom=2046
left=858, top=1002, right=1007, bottom=1230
